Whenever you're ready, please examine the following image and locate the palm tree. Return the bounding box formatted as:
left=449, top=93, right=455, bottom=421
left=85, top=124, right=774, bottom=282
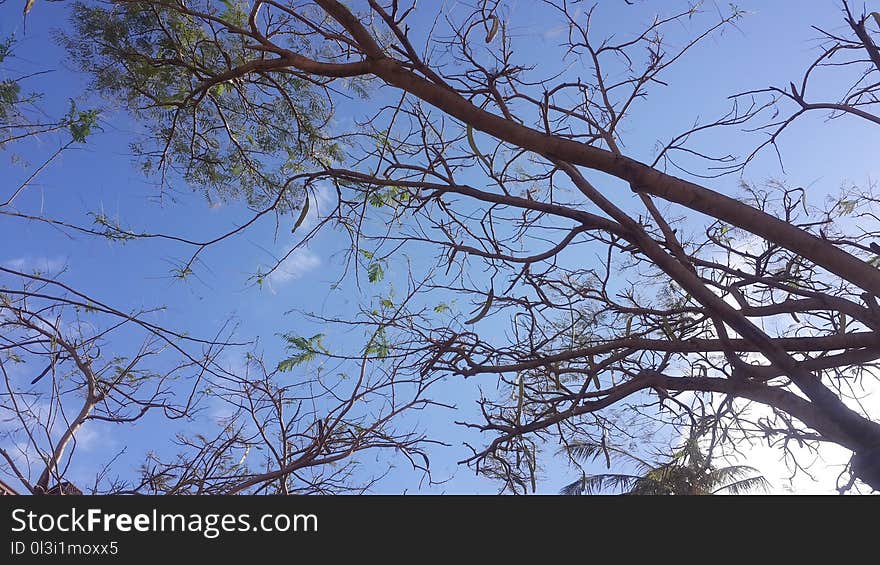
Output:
left=560, top=436, right=770, bottom=495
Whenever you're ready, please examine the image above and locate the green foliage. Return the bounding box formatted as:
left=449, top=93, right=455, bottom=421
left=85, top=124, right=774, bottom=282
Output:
left=62, top=1, right=337, bottom=209
left=5, top=351, right=24, bottom=364
left=90, top=211, right=137, bottom=242
left=218, top=0, right=246, bottom=26
left=0, top=79, right=20, bottom=121
left=561, top=436, right=770, bottom=495
left=0, top=36, right=21, bottom=123
left=65, top=100, right=99, bottom=143
left=365, top=326, right=389, bottom=359
left=367, top=261, right=384, bottom=283
left=836, top=199, right=859, bottom=215
left=169, top=263, right=194, bottom=281
left=277, top=333, right=329, bottom=371
left=0, top=36, right=12, bottom=64
left=367, top=185, right=409, bottom=209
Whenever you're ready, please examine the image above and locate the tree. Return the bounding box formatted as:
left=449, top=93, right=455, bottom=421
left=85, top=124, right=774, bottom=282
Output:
left=6, top=0, right=880, bottom=494
left=0, top=272, right=435, bottom=493
left=0, top=6, right=434, bottom=494
left=559, top=432, right=770, bottom=495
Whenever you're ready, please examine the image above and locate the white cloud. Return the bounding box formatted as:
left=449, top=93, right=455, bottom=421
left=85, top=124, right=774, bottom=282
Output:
left=3, top=256, right=66, bottom=275
left=207, top=393, right=240, bottom=424
left=267, top=247, right=321, bottom=286
left=70, top=421, right=103, bottom=452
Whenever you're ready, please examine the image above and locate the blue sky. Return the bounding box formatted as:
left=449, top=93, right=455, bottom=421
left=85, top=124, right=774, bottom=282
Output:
left=2, top=0, right=880, bottom=494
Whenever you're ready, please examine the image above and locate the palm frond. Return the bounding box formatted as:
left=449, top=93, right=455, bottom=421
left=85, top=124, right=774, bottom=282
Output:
left=565, top=441, right=605, bottom=463
left=707, top=464, right=763, bottom=483
left=559, top=475, right=586, bottom=496
left=563, top=441, right=654, bottom=472
left=561, top=436, right=770, bottom=495
left=627, top=479, right=667, bottom=495
left=713, top=475, right=772, bottom=495
left=630, top=465, right=699, bottom=495
left=581, top=473, right=641, bottom=495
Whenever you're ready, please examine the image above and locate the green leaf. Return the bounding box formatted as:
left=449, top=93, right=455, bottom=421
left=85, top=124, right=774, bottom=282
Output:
left=837, top=199, right=858, bottom=215
left=219, top=0, right=246, bottom=25
left=65, top=101, right=100, bottom=143
left=210, top=82, right=229, bottom=96
left=367, top=262, right=384, bottom=283
left=277, top=333, right=329, bottom=371
left=365, top=326, right=389, bottom=359
left=369, top=190, right=386, bottom=208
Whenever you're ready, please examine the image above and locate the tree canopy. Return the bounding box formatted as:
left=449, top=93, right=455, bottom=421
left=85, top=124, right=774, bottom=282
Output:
left=3, top=0, right=880, bottom=494
left=559, top=429, right=770, bottom=495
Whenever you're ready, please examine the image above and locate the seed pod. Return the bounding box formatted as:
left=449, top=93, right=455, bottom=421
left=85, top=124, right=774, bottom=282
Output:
left=485, top=16, right=500, bottom=43
left=292, top=194, right=310, bottom=233
left=464, top=288, right=494, bottom=324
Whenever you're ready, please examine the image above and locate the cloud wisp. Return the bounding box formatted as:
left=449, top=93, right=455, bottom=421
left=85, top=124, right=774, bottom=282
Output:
left=266, top=247, right=321, bottom=287
left=3, top=256, right=66, bottom=275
